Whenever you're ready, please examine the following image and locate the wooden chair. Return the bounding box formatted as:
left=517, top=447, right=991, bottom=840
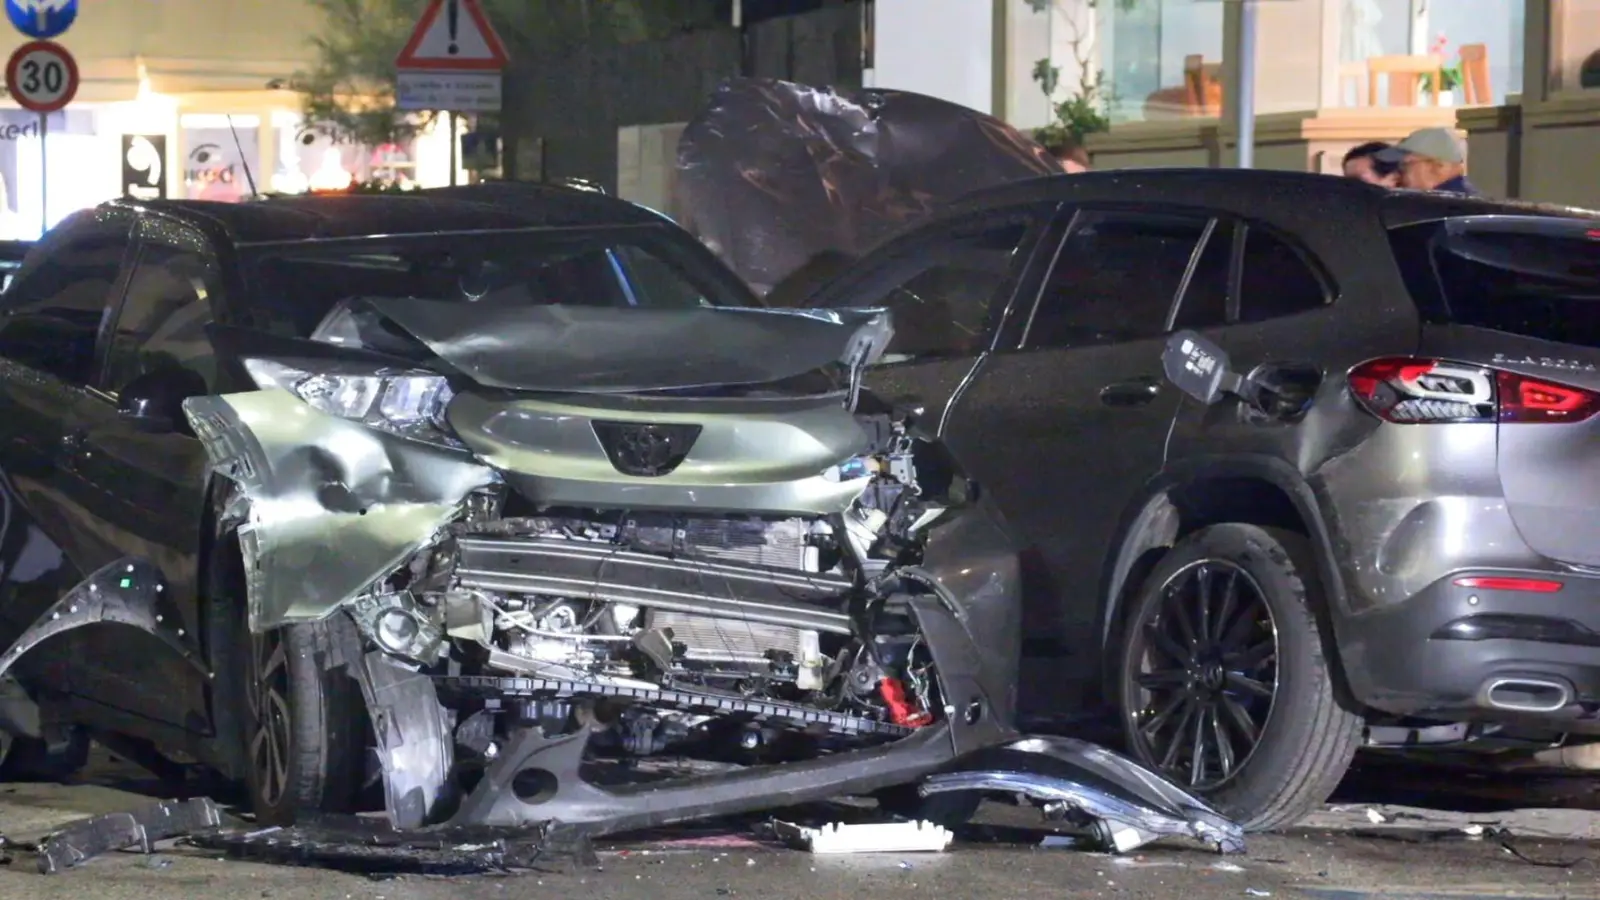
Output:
left=1458, top=43, right=1490, bottom=104
left=1183, top=54, right=1222, bottom=114
left=1338, top=61, right=1368, bottom=106
left=1367, top=54, right=1443, bottom=106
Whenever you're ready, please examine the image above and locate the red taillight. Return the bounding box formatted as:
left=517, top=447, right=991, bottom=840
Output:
left=1347, top=357, right=1600, bottom=425
left=1452, top=576, right=1564, bottom=593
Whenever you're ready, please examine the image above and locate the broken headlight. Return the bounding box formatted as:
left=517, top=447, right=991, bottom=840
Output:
left=242, top=357, right=461, bottom=447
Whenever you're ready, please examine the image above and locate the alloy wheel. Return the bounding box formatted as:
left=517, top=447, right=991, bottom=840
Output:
left=247, top=630, right=293, bottom=809
left=1124, top=559, right=1280, bottom=791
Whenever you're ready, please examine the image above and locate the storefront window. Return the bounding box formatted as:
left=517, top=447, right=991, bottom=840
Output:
left=1096, top=0, right=1225, bottom=123
left=1, top=109, right=105, bottom=240
left=266, top=113, right=418, bottom=194
left=181, top=114, right=261, bottom=203
left=1550, top=0, right=1600, bottom=92
left=1336, top=0, right=1523, bottom=107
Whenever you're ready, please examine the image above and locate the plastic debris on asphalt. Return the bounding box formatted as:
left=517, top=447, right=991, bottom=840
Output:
left=771, top=820, right=954, bottom=854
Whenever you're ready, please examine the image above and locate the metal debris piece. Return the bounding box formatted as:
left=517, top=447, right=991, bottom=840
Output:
left=772, top=820, right=953, bottom=855
left=35, top=797, right=223, bottom=874
left=186, top=816, right=599, bottom=875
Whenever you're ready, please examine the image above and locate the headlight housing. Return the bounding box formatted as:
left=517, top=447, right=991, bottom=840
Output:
left=243, top=357, right=460, bottom=447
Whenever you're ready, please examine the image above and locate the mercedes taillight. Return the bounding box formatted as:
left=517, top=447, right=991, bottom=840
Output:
left=1347, top=358, right=1600, bottom=424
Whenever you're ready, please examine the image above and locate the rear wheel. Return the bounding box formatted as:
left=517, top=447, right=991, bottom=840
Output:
left=227, top=601, right=366, bottom=825
left=1117, top=523, right=1361, bottom=831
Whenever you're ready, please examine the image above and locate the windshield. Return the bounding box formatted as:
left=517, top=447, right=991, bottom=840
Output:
left=237, top=224, right=756, bottom=337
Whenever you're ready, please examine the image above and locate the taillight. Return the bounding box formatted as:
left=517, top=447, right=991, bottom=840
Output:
left=1347, top=357, right=1600, bottom=424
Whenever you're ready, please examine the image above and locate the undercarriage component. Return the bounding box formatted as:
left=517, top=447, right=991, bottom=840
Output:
left=454, top=535, right=854, bottom=634
left=0, top=557, right=207, bottom=684
left=435, top=674, right=912, bottom=738
left=34, top=798, right=224, bottom=874
left=918, top=736, right=1246, bottom=854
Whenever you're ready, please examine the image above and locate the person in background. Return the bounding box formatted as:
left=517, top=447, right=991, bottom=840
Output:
left=1374, top=127, right=1481, bottom=196
left=1341, top=141, right=1400, bottom=187
left=1049, top=140, right=1091, bottom=173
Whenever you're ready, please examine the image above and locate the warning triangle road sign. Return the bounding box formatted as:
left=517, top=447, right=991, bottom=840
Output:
left=395, top=0, right=509, bottom=71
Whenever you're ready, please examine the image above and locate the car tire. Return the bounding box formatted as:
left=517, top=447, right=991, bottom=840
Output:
left=874, top=783, right=983, bottom=829
left=1116, top=523, right=1362, bottom=832
left=227, top=606, right=367, bottom=826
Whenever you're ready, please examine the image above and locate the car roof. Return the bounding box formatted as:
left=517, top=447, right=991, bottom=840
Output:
left=941, top=168, right=1599, bottom=226
left=108, top=182, right=671, bottom=245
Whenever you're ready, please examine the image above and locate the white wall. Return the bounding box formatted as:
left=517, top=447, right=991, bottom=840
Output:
left=865, top=0, right=995, bottom=114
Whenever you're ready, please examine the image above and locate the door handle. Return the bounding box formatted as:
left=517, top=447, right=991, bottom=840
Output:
left=1099, top=376, right=1162, bottom=408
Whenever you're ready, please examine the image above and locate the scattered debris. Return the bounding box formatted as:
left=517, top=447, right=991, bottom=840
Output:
left=1364, top=808, right=1386, bottom=825
left=35, top=798, right=223, bottom=874
left=1212, top=860, right=1246, bottom=872
left=772, top=820, right=953, bottom=855
left=1245, top=890, right=1271, bottom=897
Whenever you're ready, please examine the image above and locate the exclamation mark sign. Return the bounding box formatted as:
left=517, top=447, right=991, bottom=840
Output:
left=446, top=0, right=460, bottom=55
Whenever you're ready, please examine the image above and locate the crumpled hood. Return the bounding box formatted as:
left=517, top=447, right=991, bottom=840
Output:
left=364, top=297, right=894, bottom=394
left=672, top=77, right=1060, bottom=297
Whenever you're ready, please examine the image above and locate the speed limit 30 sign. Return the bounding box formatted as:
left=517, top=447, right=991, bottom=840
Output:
left=6, top=39, right=78, bottom=113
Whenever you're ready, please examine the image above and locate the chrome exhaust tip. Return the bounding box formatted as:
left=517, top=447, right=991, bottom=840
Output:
left=1479, top=677, right=1572, bottom=714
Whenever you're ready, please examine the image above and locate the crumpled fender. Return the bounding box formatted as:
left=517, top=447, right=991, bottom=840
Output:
left=182, top=389, right=496, bottom=633
left=920, top=736, right=1245, bottom=854
left=0, top=557, right=208, bottom=683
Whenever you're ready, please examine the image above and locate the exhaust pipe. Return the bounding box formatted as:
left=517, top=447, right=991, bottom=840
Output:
left=1479, top=677, right=1572, bottom=714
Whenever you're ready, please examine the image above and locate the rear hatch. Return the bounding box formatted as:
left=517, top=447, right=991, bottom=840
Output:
left=1389, top=213, right=1600, bottom=567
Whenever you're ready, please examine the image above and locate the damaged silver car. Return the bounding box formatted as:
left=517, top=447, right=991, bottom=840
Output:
left=0, top=186, right=1240, bottom=853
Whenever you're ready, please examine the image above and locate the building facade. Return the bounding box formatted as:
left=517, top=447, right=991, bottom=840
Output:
left=0, top=0, right=464, bottom=239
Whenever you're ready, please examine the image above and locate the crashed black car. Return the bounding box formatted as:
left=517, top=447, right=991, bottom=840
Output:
left=0, top=183, right=1239, bottom=853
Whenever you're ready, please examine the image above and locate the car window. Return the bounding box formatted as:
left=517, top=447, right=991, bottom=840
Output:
left=1025, top=210, right=1211, bottom=347
left=1390, top=218, right=1600, bottom=348
left=100, top=222, right=222, bottom=393
left=841, top=218, right=1033, bottom=363
left=1171, top=220, right=1234, bottom=330
left=1236, top=226, right=1328, bottom=323
left=0, top=209, right=135, bottom=384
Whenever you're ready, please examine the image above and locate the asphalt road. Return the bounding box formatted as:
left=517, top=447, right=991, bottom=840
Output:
left=3, top=752, right=1600, bottom=900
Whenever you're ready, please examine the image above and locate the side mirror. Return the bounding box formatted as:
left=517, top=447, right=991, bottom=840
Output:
left=116, top=367, right=207, bottom=435
left=1161, top=331, right=1244, bottom=405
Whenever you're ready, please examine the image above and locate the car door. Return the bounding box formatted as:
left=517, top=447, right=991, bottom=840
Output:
left=0, top=209, right=137, bottom=667
left=806, top=203, right=1058, bottom=431
left=55, top=213, right=221, bottom=733
left=944, top=205, right=1234, bottom=696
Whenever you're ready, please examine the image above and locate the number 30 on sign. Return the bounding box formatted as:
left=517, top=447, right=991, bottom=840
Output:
left=6, top=39, right=78, bottom=113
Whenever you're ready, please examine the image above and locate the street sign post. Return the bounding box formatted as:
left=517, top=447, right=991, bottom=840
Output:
left=395, top=0, right=510, bottom=187
left=394, top=0, right=510, bottom=114
left=6, top=39, right=78, bottom=236
left=4, top=0, right=76, bottom=41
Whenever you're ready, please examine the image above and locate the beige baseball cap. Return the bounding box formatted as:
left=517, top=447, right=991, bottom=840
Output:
left=1375, top=127, right=1466, bottom=165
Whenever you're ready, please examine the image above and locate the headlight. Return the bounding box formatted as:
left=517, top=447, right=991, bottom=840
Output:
left=243, top=357, right=460, bottom=447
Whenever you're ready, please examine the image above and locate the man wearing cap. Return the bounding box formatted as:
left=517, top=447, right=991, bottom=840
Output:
left=1374, top=127, right=1481, bottom=196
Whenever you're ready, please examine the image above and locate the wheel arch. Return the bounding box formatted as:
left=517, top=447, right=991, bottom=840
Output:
left=1099, top=456, right=1352, bottom=657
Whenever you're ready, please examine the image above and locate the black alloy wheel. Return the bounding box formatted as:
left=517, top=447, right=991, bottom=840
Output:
left=247, top=629, right=295, bottom=811
left=1115, top=524, right=1362, bottom=831
left=1122, top=559, right=1279, bottom=791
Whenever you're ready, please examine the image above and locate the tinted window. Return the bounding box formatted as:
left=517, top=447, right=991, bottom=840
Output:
left=101, top=223, right=222, bottom=393
left=1236, top=227, right=1327, bottom=323
left=844, top=220, right=1031, bottom=363
left=0, top=210, right=134, bottom=383
left=241, top=226, right=745, bottom=338
left=1171, top=221, right=1234, bottom=330
left=1026, top=210, right=1209, bottom=347
left=1391, top=220, right=1600, bottom=348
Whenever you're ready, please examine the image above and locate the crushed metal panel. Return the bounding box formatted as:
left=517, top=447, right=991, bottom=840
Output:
left=0, top=557, right=207, bottom=683
left=182, top=390, right=496, bottom=633
left=355, top=650, right=456, bottom=830
left=920, top=736, right=1245, bottom=854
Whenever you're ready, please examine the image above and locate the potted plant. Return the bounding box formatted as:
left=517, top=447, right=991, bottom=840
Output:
left=1419, top=34, right=1463, bottom=105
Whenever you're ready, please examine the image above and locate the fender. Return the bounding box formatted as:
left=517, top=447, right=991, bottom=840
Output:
left=0, top=557, right=209, bottom=686
left=1097, top=453, right=1352, bottom=652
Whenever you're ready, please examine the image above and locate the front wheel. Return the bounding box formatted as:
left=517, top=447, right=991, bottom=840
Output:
left=227, top=610, right=367, bottom=826
left=1116, top=523, right=1361, bottom=831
